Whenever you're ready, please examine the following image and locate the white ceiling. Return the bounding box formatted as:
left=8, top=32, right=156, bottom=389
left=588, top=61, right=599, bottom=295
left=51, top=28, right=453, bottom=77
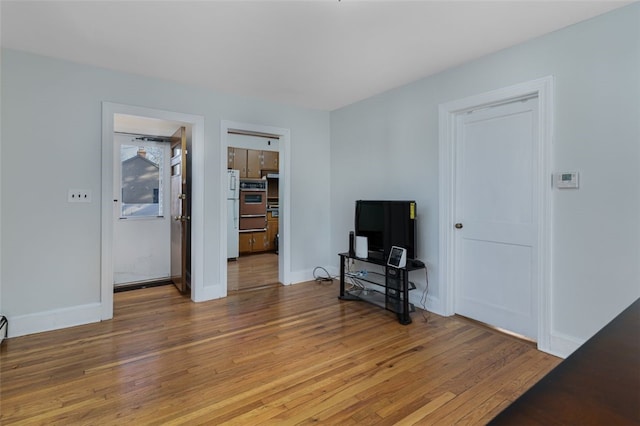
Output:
left=1, top=0, right=633, bottom=111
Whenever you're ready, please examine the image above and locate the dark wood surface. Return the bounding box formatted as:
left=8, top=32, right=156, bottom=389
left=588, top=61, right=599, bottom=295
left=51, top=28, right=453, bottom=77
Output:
left=489, top=298, right=640, bottom=425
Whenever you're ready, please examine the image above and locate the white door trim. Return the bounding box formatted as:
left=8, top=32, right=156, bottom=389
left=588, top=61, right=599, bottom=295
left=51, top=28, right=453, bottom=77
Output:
left=220, top=120, right=291, bottom=291
left=438, top=76, right=554, bottom=352
left=101, top=103, right=205, bottom=319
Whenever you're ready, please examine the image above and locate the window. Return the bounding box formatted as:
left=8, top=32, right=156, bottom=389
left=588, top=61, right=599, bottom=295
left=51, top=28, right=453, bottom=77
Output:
left=120, top=143, right=164, bottom=217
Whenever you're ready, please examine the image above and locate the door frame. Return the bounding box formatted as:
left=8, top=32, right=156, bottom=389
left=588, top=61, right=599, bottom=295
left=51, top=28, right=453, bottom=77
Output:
left=438, top=76, right=554, bottom=352
left=101, top=102, right=205, bottom=319
left=220, top=120, right=291, bottom=291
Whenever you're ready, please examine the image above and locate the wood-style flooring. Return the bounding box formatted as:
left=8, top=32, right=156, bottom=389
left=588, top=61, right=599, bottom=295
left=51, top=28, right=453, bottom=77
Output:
left=0, top=281, right=560, bottom=425
left=227, top=252, right=279, bottom=292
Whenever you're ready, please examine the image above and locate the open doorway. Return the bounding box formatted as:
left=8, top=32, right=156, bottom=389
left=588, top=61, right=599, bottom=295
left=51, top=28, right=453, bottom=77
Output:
left=112, top=116, right=191, bottom=295
left=101, top=103, right=205, bottom=320
left=221, top=120, right=291, bottom=295
left=112, top=130, right=173, bottom=291
left=226, top=131, right=280, bottom=291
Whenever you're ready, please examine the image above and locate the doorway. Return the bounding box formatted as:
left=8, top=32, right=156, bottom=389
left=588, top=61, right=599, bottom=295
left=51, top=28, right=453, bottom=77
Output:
left=101, top=103, right=205, bottom=320
left=112, top=118, right=190, bottom=295
left=220, top=120, right=291, bottom=295
left=112, top=131, right=172, bottom=289
left=227, top=132, right=279, bottom=292
left=454, top=96, right=539, bottom=339
left=438, top=77, right=553, bottom=350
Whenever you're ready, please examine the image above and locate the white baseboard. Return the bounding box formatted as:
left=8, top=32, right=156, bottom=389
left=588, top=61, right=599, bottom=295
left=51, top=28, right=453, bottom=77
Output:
left=8, top=303, right=102, bottom=338
left=286, top=268, right=320, bottom=285
left=410, top=293, right=443, bottom=316
left=546, top=331, right=583, bottom=358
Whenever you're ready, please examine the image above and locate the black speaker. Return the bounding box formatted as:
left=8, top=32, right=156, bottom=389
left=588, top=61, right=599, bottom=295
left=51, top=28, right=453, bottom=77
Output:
left=348, top=231, right=355, bottom=257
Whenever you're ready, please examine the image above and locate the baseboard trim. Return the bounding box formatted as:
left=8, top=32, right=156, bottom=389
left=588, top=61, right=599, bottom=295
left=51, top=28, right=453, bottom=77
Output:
left=285, top=268, right=318, bottom=286
left=547, top=331, right=584, bottom=358
left=8, top=303, right=102, bottom=338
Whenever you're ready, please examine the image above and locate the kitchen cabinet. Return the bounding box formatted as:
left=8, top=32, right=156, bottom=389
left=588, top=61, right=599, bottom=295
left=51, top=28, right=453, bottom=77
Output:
left=239, top=232, right=253, bottom=254
left=239, top=230, right=269, bottom=254
left=246, top=150, right=261, bottom=178
left=228, top=148, right=261, bottom=178
left=239, top=212, right=275, bottom=253
left=262, top=151, right=278, bottom=171
left=266, top=211, right=278, bottom=252
left=227, top=147, right=247, bottom=175
left=228, top=147, right=279, bottom=178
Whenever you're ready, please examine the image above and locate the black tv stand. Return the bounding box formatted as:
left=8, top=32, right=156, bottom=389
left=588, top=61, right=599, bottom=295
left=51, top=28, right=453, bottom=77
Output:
left=338, top=252, right=425, bottom=325
left=366, top=251, right=385, bottom=262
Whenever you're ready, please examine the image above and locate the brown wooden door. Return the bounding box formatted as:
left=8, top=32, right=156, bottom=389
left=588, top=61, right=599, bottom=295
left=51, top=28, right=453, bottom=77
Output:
left=170, top=126, right=188, bottom=293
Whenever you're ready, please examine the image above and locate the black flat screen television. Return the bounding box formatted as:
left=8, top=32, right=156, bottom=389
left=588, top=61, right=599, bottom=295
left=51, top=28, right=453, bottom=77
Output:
left=355, top=200, right=416, bottom=261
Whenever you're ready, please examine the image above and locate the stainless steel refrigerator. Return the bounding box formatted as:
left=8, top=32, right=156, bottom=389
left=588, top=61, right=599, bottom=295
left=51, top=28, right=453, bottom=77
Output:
left=227, top=169, right=240, bottom=259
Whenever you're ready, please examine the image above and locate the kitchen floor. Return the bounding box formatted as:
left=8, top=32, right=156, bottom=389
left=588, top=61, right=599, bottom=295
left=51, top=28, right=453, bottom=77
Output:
left=228, top=252, right=279, bottom=292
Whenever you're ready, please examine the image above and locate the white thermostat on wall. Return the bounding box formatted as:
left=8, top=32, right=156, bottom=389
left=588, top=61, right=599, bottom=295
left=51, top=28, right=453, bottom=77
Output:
left=556, top=172, right=579, bottom=189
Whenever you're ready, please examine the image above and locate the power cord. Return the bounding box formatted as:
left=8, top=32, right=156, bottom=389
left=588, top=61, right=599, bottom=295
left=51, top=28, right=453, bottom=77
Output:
left=0, top=315, right=7, bottom=342
left=419, top=266, right=430, bottom=323
left=344, top=261, right=366, bottom=291
left=313, top=266, right=335, bottom=285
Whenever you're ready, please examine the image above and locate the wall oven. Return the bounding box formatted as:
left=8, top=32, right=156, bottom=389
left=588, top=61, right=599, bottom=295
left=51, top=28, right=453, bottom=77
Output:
left=240, top=191, right=266, bottom=216
left=239, top=179, right=267, bottom=230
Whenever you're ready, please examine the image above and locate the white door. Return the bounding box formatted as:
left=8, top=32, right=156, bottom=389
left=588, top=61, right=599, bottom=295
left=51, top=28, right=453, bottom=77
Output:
left=113, top=135, right=171, bottom=286
left=454, top=97, right=539, bottom=339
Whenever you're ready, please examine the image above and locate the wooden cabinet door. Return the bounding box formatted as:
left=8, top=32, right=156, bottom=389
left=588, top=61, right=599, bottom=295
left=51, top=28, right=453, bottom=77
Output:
left=253, top=230, right=268, bottom=252
left=227, top=147, right=234, bottom=169
left=262, top=151, right=278, bottom=171
left=266, top=213, right=278, bottom=252
left=239, top=232, right=253, bottom=254
left=246, top=149, right=261, bottom=178
left=263, top=228, right=273, bottom=251
left=231, top=148, right=248, bottom=177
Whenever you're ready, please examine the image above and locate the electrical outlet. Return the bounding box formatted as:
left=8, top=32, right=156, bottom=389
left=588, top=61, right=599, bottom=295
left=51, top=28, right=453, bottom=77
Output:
left=68, top=189, right=92, bottom=203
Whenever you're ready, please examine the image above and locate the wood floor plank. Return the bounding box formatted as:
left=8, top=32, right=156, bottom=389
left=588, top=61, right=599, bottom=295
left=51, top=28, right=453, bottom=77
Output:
left=227, top=252, right=279, bottom=291
left=0, top=281, right=559, bottom=424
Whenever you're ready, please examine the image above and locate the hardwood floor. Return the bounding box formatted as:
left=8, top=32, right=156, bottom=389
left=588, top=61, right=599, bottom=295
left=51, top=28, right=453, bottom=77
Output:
left=0, top=282, right=560, bottom=425
left=227, top=252, right=279, bottom=292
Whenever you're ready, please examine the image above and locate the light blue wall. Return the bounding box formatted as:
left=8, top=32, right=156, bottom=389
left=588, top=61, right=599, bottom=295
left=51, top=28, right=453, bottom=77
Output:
left=1, top=49, right=331, bottom=322
left=2, top=4, right=639, bottom=351
left=330, top=3, right=640, bottom=352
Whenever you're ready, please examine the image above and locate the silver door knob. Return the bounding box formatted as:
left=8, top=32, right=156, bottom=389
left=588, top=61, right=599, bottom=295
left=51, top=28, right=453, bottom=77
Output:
left=455, top=223, right=463, bottom=229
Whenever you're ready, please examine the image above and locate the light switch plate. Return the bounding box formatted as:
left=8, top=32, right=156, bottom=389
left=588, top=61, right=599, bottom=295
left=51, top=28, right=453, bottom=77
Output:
left=68, top=189, right=92, bottom=203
